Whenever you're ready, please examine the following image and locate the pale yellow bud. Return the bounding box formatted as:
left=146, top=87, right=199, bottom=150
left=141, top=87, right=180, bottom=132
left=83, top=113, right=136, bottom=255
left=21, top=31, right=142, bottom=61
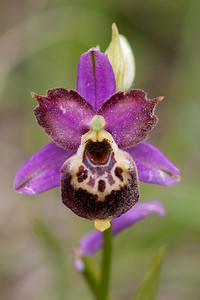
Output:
left=105, top=23, right=135, bottom=91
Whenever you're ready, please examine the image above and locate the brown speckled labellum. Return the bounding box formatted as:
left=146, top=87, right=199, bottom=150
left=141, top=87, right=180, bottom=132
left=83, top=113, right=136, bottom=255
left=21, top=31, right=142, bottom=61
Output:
left=61, top=120, right=140, bottom=223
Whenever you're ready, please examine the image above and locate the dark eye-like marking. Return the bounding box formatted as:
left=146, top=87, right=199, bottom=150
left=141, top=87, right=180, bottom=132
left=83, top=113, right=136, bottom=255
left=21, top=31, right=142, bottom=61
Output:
left=115, top=167, right=123, bottom=182
left=98, top=180, right=106, bottom=192
left=85, top=139, right=111, bottom=164
left=77, top=165, right=88, bottom=182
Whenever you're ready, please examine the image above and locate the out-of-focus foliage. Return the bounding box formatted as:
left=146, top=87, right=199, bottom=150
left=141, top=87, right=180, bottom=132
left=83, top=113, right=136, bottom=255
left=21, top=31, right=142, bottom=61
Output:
left=132, top=245, right=165, bottom=300
left=0, top=0, right=200, bottom=299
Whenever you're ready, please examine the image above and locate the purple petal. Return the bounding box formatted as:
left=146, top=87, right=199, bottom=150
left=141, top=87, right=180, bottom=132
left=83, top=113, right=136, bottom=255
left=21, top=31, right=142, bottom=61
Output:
left=74, top=258, right=85, bottom=272
left=98, top=90, right=163, bottom=149
left=33, top=88, right=95, bottom=150
left=77, top=48, right=116, bottom=111
left=14, top=142, right=73, bottom=195
left=75, top=200, right=165, bottom=261
left=112, top=200, right=165, bottom=235
left=126, top=142, right=180, bottom=186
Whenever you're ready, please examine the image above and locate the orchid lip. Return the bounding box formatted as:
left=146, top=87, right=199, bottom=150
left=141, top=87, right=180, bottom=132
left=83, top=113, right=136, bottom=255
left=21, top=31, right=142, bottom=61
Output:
left=61, top=125, right=140, bottom=224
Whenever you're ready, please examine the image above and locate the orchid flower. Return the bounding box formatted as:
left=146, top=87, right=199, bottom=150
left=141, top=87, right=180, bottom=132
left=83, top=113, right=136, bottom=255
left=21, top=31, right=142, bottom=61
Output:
left=14, top=46, right=180, bottom=231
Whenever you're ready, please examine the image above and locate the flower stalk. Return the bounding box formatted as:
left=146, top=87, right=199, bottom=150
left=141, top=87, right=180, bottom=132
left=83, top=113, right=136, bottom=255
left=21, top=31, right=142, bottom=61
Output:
left=98, top=226, right=112, bottom=300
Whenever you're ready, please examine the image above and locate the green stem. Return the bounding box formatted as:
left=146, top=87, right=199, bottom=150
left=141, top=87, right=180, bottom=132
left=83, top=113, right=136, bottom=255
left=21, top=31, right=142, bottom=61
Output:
left=98, top=226, right=112, bottom=300
left=82, top=257, right=100, bottom=300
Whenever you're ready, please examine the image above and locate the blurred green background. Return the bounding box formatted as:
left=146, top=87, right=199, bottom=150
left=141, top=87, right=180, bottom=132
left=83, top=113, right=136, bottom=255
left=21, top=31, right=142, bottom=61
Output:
left=0, top=0, right=200, bottom=299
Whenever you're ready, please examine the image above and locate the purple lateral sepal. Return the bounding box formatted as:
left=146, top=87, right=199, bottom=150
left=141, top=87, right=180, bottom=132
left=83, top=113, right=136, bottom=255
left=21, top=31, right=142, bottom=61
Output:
left=127, top=141, right=180, bottom=186
left=14, top=142, right=73, bottom=195
left=33, top=88, right=95, bottom=150
left=74, top=200, right=165, bottom=268
left=99, top=90, right=163, bottom=149
left=77, top=48, right=116, bottom=111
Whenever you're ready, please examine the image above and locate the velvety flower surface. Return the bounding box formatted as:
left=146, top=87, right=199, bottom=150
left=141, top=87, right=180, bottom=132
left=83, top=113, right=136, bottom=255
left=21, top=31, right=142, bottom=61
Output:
left=73, top=200, right=165, bottom=271
left=14, top=48, right=180, bottom=229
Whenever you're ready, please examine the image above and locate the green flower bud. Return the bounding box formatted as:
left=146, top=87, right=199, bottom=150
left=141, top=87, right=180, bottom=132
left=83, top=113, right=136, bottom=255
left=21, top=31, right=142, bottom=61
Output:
left=105, top=23, right=135, bottom=91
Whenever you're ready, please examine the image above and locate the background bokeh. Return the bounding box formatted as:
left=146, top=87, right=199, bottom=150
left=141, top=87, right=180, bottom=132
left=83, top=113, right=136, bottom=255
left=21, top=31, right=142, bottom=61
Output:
left=0, top=0, right=200, bottom=299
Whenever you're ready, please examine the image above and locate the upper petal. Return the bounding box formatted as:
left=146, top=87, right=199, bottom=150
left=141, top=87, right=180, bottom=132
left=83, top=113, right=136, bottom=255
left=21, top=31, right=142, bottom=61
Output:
left=77, top=49, right=116, bottom=111
left=14, top=142, right=73, bottom=195
left=33, top=88, right=95, bottom=150
left=126, top=141, right=180, bottom=186
left=98, top=90, right=163, bottom=149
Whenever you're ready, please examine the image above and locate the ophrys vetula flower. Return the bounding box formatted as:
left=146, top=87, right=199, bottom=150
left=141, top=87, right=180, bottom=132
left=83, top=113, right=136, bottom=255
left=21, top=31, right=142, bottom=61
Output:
left=14, top=49, right=180, bottom=231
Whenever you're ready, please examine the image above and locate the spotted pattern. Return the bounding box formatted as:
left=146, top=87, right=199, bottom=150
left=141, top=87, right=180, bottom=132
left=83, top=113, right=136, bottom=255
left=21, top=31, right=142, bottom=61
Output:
left=115, top=167, right=123, bottom=182
left=61, top=136, right=140, bottom=220
left=87, top=176, right=95, bottom=187
left=77, top=165, right=88, bottom=182
left=98, top=180, right=106, bottom=192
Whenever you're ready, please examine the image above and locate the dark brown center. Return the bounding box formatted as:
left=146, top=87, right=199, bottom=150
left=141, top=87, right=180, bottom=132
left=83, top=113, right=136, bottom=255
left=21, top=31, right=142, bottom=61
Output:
left=85, top=139, right=111, bottom=165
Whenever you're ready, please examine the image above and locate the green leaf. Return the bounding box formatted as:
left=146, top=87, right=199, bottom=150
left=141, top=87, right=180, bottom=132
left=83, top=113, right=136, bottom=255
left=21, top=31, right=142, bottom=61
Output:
left=81, top=257, right=110, bottom=300
left=132, top=245, right=165, bottom=300
left=81, top=257, right=100, bottom=300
